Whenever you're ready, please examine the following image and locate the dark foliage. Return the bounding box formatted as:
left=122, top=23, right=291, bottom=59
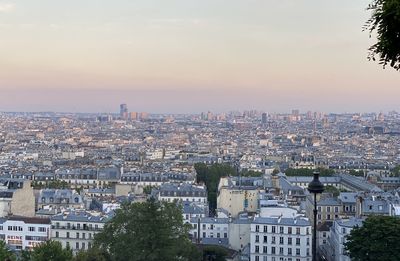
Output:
left=365, top=0, right=400, bottom=70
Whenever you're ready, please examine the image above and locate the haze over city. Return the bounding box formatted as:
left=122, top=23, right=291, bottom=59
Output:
left=0, top=0, right=399, bottom=113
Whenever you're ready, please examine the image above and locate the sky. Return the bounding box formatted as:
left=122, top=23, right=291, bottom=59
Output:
left=0, top=0, right=399, bottom=114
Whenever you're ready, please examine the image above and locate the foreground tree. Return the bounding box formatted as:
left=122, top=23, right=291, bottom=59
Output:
left=345, top=216, right=400, bottom=261
left=0, top=241, right=15, bottom=261
left=27, top=241, right=73, bottom=261
left=365, top=0, right=400, bottom=70
left=73, top=247, right=110, bottom=261
left=94, top=199, right=200, bottom=261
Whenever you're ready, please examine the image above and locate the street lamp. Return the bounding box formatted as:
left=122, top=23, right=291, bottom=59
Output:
left=308, top=172, right=324, bottom=261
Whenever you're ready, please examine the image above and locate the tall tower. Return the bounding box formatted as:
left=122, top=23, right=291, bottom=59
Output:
left=120, top=104, right=128, bottom=119
left=261, top=113, right=267, bottom=124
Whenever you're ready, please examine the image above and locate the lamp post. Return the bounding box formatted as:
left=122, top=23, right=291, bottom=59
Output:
left=308, top=172, right=324, bottom=261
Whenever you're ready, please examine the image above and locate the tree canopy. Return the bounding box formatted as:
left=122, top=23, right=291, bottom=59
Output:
left=365, top=0, right=400, bottom=70
left=0, top=241, right=15, bottom=261
left=284, top=167, right=335, bottom=177
left=94, top=199, right=199, bottom=261
left=21, top=240, right=73, bottom=261
left=195, top=163, right=236, bottom=214
left=345, top=216, right=400, bottom=261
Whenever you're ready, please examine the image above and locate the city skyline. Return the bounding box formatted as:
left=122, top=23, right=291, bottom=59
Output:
left=1, top=0, right=399, bottom=113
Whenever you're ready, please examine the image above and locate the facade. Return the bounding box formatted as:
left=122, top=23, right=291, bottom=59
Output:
left=189, top=217, right=229, bottom=246
left=156, top=183, right=207, bottom=204
left=217, top=177, right=263, bottom=217
left=327, top=218, right=363, bottom=261
left=0, top=216, right=51, bottom=251
left=51, top=210, right=110, bottom=252
left=250, top=216, right=312, bottom=261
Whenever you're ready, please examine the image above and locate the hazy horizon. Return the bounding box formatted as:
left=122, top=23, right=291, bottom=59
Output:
left=1, top=0, right=399, bottom=113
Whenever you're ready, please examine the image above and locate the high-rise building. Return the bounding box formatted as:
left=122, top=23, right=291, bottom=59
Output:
left=120, top=104, right=128, bottom=119
left=261, top=113, right=267, bottom=124
left=129, top=112, right=137, bottom=120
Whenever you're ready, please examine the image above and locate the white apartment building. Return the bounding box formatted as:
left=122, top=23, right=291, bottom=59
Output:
left=250, top=216, right=312, bottom=261
left=157, top=183, right=207, bottom=204
left=0, top=216, right=51, bottom=251
left=328, top=218, right=363, bottom=261
left=189, top=217, right=229, bottom=244
left=50, top=210, right=111, bottom=252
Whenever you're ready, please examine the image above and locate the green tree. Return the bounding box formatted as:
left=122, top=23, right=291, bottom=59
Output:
left=285, top=168, right=335, bottom=177
left=391, top=165, right=400, bottom=177
left=194, top=163, right=236, bottom=214
left=349, top=169, right=365, bottom=177
left=0, top=241, right=16, bottom=261
left=73, top=247, right=110, bottom=261
left=365, top=0, right=400, bottom=70
left=345, top=216, right=400, bottom=261
left=324, top=185, right=340, bottom=197
left=201, top=245, right=228, bottom=261
left=27, top=240, right=73, bottom=261
left=94, top=199, right=200, bottom=261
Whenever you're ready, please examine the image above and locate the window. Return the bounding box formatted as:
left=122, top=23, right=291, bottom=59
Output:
left=296, top=228, right=300, bottom=235
left=55, top=231, right=59, bottom=238
left=202, top=224, right=206, bottom=230
left=82, top=243, right=85, bottom=250
left=255, top=256, right=259, bottom=261
left=272, top=236, right=276, bottom=244
left=296, top=238, right=301, bottom=246
left=255, top=235, right=259, bottom=243
left=76, top=232, right=80, bottom=239
left=327, top=207, right=331, bottom=212
left=288, top=237, right=292, bottom=245
left=203, top=232, right=206, bottom=238
left=263, top=225, right=268, bottom=232
left=66, top=232, right=70, bottom=238
left=255, top=246, right=259, bottom=253
left=306, top=228, right=310, bottom=235
left=334, top=207, right=339, bottom=213
left=76, top=242, right=79, bottom=250
left=327, top=214, right=331, bottom=220
left=296, top=248, right=300, bottom=256
left=7, top=226, right=12, bottom=231
left=307, top=238, right=310, bottom=246
left=279, top=237, right=284, bottom=244
left=256, top=225, right=259, bottom=232
left=77, top=223, right=81, bottom=229
left=263, top=246, right=267, bottom=254
left=307, top=248, right=310, bottom=256
left=210, top=224, right=214, bottom=230
left=272, top=226, right=276, bottom=233
left=224, top=233, right=227, bottom=238
left=82, top=233, right=86, bottom=239
left=66, top=242, right=70, bottom=248
left=263, top=235, right=267, bottom=243
left=38, top=227, right=46, bottom=232
left=280, top=227, right=284, bottom=234
left=271, top=247, right=276, bottom=254
left=288, top=248, right=292, bottom=255
left=279, top=247, right=284, bottom=254
left=288, top=227, right=292, bottom=234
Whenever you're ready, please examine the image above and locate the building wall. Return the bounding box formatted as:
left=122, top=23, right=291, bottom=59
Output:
left=11, top=181, right=35, bottom=217
left=0, top=219, right=50, bottom=251
left=250, top=221, right=312, bottom=261
left=51, top=219, right=105, bottom=252
left=217, top=188, right=259, bottom=218
left=229, top=221, right=251, bottom=251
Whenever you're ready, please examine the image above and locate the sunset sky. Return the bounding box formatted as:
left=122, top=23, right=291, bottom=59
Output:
left=0, top=0, right=399, bottom=113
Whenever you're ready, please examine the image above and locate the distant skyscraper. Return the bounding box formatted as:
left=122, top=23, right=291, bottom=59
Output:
left=120, top=104, right=128, bottom=119
left=261, top=113, right=267, bottom=124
